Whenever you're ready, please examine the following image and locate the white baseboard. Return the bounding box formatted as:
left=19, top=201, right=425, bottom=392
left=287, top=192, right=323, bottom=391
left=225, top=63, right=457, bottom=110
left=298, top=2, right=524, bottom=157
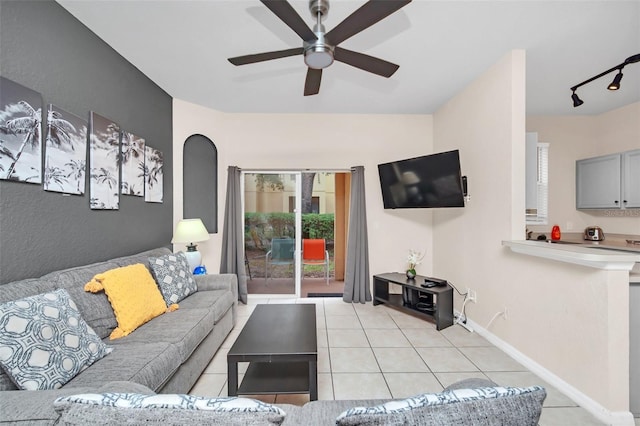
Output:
left=456, top=312, right=634, bottom=426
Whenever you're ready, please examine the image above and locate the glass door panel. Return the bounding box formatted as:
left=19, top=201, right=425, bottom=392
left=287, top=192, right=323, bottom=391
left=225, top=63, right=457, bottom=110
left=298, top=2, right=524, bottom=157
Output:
left=243, top=172, right=300, bottom=296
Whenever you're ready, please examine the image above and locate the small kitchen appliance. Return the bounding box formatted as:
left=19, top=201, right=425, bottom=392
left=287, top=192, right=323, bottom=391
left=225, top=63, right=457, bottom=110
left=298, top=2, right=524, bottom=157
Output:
left=584, top=226, right=605, bottom=241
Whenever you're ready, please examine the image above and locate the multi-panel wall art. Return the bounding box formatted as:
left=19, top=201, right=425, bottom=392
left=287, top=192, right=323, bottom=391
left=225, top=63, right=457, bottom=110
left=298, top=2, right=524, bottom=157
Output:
left=0, top=76, right=164, bottom=210
left=44, top=104, right=88, bottom=195
left=0, top=76, right=164, bottom=209
left=0, top=77, right=43, bottom=184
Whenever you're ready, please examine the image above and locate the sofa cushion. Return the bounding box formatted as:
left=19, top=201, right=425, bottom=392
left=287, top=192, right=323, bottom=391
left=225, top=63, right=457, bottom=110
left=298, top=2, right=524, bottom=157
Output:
left=106, top=308, right=215, bottom=363
left=85, top=264, right=170, bottom=339
left=148, top=252, right=197, bottom=306
left=0, top=277, right=57, bottom=304
left=335, top=386, right=546, bottom=426
left=53, top=393, right=286, bottom=425
left=64, top=341, right=181, bottom=391
left=44, top=261, right=121, bottom=340
left=177, top=289, right=235, bottom=323
left=0, top=289, right=113, bottom=390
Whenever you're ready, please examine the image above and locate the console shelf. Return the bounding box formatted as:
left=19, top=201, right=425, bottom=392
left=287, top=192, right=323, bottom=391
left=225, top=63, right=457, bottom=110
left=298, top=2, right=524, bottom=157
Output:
left=373, top=273, right=454, bottom=330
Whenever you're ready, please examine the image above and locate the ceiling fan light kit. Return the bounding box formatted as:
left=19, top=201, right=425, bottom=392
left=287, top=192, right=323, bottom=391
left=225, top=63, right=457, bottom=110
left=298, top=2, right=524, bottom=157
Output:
left=570, top=53, right=640, bottom=107
left=228, top=0, right=412, bottom=96
left=304, top=26, right=334, bottom=69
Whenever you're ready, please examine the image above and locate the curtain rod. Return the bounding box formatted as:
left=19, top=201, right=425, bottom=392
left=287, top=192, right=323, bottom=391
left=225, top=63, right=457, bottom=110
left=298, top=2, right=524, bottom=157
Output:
left=238, top=168, right=354, bottom=173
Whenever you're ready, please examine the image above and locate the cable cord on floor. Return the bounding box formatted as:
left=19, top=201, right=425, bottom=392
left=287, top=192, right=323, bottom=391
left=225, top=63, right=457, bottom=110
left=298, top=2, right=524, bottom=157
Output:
left=447, top=280, right=470, bottom=326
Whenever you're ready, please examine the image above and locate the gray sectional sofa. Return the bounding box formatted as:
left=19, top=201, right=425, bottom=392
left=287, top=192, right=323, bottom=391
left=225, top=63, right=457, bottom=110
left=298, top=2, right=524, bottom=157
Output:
left=0, top=247, right=546, bottom=425
left=0, top=247, right=238, bottom=425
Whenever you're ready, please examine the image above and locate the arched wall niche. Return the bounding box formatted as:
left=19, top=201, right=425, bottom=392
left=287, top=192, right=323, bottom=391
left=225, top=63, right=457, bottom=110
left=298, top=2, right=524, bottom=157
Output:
left=183, top=134, right=217, bottom=233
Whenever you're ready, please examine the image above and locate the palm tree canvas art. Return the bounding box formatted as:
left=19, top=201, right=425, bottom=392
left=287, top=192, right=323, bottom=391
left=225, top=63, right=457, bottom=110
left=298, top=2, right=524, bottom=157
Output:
left=120, top=131, right=145, bottom=197
left=0, top=77, right=43, bottom=184
left=144, top=145, right=163, bottom=203
left=89, top=111, right=120, bottom=210
left=44, top=104, right=88, bottom=194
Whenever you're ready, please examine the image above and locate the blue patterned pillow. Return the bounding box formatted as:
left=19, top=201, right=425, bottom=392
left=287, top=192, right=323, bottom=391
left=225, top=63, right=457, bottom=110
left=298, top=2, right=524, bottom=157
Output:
left=148, top=252, right=197, bottom=306
left=0, top=289, right=113, bottom=390
left=336, top=386, right=546, bottom=425
left=54, top=393, right=286, bottom=425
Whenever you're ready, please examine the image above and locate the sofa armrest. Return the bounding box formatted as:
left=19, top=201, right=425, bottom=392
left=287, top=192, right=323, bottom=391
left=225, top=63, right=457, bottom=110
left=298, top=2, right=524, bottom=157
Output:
left=195, top=274, right=238, bottom=301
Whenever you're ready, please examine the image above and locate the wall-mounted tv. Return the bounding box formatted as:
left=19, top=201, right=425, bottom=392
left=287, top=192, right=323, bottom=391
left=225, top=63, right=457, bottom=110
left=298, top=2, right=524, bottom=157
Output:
left=378, top=150, right=465, bottom=209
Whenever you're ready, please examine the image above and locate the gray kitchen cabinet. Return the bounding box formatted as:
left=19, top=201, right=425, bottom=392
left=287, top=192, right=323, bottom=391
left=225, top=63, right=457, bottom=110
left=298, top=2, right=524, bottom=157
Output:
left=623, top=149, right=640, bottom=208
left=576, top=149, right=640, bottom=209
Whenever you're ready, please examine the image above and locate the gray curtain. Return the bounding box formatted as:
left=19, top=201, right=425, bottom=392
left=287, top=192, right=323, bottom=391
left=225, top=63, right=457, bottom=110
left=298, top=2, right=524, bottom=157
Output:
left=343, top=166, right=371, bottom=304
left=220, top=166, right=248, bottom=304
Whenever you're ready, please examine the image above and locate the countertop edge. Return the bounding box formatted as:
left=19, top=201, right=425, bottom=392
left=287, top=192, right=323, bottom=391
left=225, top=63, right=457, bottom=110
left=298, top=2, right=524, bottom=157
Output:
left=502, top=240, right=640, bottom=271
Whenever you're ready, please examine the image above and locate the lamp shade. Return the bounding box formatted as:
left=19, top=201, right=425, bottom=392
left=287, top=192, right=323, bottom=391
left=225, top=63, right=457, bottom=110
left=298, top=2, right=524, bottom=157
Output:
left=171, top=219, right=210, bottom=245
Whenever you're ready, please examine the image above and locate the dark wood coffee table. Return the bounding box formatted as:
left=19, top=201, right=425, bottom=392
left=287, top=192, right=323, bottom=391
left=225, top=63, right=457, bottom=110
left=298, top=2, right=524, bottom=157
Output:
left=227, top=304, right=318, bottom=400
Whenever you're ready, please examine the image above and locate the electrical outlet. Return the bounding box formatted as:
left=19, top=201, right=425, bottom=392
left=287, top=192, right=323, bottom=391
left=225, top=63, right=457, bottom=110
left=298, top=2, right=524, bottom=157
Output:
left=503, top=307, right=509, bottom=320
left=467, top=288, right=477, bottom=303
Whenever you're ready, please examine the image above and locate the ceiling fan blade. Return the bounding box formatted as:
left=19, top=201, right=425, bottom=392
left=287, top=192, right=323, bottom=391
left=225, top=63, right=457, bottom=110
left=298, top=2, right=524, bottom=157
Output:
left=334, top=47, right=399, bottom=77
left=228, top=47, right=303, bottom=65
left=325, top=0, right=411, bottom=46
left=261, top=0, right=317, bottom=42
left=304, top=68, right=322, bottom=96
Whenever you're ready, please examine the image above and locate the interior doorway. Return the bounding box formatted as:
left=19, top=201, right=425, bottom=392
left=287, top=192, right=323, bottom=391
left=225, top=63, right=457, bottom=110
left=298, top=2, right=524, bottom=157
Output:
left=242, top=170, right=349, bottom=298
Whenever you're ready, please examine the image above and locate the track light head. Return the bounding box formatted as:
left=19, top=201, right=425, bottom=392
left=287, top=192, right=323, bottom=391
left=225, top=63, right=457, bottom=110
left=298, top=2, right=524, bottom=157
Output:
left=607, top=70, right=623, bottom=90
left=571, top=91, right=584, bottom=107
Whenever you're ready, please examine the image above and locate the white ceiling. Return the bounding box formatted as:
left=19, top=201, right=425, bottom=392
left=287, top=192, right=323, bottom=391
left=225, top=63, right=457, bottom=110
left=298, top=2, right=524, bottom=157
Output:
left=56, top=0, right=640, bottom=116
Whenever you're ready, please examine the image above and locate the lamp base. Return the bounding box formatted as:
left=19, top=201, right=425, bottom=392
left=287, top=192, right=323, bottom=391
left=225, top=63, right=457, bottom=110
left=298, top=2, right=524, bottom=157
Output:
left=182, top=249, right=201, bottom=273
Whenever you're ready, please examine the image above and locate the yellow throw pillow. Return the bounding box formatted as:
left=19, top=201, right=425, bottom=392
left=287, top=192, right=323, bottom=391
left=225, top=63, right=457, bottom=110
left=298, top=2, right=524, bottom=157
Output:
left=85, top=264, right=175, bottom=340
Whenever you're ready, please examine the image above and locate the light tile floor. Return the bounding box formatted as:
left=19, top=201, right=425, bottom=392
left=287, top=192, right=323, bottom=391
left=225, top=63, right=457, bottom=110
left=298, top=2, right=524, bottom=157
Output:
left=191, top=297, right=615, bottom=426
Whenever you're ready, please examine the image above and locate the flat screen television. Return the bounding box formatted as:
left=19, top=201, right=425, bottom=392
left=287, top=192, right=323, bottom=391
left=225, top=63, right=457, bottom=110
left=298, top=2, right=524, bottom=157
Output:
left=378, top=150, right=465, bottom=209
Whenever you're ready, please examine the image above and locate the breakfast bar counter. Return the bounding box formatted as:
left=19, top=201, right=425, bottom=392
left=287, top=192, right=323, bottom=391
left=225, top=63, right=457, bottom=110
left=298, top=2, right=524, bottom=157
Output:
left=502, top=240, right=640, bottom=271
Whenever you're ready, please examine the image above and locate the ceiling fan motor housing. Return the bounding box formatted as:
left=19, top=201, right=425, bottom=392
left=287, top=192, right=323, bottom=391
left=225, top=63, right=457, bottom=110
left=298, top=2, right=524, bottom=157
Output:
left=304, top=0, right=333, bottom=69
left=304, top=27, right=334, bottom=69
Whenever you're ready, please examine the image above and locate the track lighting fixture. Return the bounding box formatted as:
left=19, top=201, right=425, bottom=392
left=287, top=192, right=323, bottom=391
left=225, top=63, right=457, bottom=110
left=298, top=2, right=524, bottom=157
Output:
left=607, top=70, right=623, bottom=91
left=571, top=91, right=584, bottom=107
left=570, top=53, right=640, bottom=107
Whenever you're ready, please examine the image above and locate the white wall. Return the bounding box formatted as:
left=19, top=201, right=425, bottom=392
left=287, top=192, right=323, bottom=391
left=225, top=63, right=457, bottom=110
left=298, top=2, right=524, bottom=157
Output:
left=433, top=50, right=630, bottom=419
left=172, top=103, right=436, bottom=277
left=528, top=102, right=640, bottom=235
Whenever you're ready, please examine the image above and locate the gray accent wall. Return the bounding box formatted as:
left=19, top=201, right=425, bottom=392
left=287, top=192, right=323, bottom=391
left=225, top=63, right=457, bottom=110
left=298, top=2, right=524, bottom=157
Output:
left=0, top=0, right=173, bottom=284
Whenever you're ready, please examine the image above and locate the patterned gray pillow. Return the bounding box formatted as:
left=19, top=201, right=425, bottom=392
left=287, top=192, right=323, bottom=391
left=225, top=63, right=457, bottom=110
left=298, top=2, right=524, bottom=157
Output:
left=0, top=289, right=113, bottom=390
left=54, top=393, right=286, bottom=425
left=148, top=252, right=197, bottom=306
left=336, top=386, right=546, bottom=426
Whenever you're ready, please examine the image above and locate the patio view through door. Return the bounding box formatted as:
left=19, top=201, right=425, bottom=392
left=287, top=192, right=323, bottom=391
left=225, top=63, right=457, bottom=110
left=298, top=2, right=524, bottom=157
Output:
left=243, top=171, right=348, bottom=298
left=243, top=172, right=301, bottom=297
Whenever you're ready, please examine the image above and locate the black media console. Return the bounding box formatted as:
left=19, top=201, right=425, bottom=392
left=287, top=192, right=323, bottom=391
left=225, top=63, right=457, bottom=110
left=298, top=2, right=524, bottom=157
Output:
left=373, top=273, right=454, bottom=330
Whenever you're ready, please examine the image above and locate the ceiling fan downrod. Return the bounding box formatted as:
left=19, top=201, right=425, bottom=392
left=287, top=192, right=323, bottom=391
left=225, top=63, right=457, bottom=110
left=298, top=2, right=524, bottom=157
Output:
left=304, top=0, right=334, bottom=69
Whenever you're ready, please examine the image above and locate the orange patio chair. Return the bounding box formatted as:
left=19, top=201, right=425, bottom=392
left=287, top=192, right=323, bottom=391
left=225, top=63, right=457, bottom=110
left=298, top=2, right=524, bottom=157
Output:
left=302, top=239, right=329, bottom=285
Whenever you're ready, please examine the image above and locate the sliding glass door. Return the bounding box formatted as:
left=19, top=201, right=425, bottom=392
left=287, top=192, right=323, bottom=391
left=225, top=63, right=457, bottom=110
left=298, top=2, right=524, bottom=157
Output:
left=243, top=172, right=301, bottom=297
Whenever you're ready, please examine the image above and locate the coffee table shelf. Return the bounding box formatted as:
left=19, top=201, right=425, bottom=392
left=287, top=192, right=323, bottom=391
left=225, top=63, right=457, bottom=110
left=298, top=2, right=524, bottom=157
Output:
left=238, top=362, right=310, bottom=395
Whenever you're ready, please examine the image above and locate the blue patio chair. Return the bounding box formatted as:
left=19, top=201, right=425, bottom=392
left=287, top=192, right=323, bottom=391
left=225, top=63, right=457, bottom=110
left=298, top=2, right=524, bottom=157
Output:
left=265, top=238, right=295, bottom=282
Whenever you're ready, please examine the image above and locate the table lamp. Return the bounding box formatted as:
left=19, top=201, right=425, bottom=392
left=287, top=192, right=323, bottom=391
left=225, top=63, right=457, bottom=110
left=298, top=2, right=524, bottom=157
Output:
left=171, top=218, right=210, bottom=272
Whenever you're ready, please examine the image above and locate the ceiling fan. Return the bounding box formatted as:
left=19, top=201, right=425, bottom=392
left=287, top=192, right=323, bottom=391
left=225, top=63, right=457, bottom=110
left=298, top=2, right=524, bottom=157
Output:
left=228, top=0, right=412, bottom=96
